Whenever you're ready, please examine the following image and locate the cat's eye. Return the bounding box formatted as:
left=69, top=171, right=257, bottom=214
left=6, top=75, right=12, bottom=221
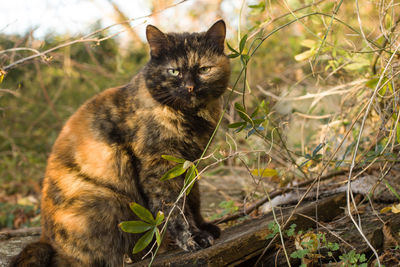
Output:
left=199, top=66, right=211, bottom=74
left=167, top=69, right=180, bottom=76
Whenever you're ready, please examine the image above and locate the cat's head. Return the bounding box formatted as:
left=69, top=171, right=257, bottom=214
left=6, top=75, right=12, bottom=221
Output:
left=143, top=20, right=230, bottom=111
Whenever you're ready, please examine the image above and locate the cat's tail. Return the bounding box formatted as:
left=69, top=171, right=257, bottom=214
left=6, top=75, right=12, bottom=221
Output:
left=9, top=241, right=54, bottom=267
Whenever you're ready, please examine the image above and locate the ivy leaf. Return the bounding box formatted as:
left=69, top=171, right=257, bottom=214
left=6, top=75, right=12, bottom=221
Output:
left=119, top=221, right=152, bottom=233
left=129, top=203, right=155, bottom=224
left=160, top=164, right=186, bottom=181
left=132, top=229, right=155, bottom=254
left=161, top=155, right=185, bottom=163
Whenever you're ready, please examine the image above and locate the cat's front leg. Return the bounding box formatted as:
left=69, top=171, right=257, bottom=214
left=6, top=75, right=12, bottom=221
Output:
left=139, top=163, right=214, bottom=251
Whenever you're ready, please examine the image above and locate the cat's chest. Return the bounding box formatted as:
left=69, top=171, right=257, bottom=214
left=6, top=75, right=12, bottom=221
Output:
left=149, top=106, right=215, bottom=140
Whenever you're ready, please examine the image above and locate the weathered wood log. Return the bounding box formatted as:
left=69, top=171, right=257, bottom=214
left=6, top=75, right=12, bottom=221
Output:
left=1, top=193, right=398, bottom=266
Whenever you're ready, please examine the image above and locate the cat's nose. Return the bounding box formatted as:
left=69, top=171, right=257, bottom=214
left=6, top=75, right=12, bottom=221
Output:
left=186, top=85, right=194, bottom=93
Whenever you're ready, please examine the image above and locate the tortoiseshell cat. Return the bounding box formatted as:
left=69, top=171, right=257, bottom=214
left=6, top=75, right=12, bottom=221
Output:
left=11, top=20, right=230, bottom=266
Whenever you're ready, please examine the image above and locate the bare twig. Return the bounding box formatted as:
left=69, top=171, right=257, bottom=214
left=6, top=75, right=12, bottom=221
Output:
left=0, top=0, right=188, bottom=72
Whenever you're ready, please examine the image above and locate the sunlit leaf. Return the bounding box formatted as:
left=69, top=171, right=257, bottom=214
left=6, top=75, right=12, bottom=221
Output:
left=129, top=203, right=155, bottom=224
left=183, top=160, right=192, bottom=170
left=392, top=203, right=400, bottom=213
left=251, top=168, right=278, bottom=177
left=155, top=211, right=164, bottom=225
left=0, top=69, right=6, bottom=83
left=344, top=57, right=370, bottom=71
left=380, top=206, right=392, bottom=213
left=294, top=50, right=313, bottom=61
left=160, top=164, right=186, bottom=181
left=161, top=155, right=185, bottom=163
left=184, top=165, right=197, bottom=195
left=155, top=228, right=161, bottom=247
left=300, top=39, right=316, bottom=48
left=365, top=77, right=379, bottom=89
left=396, top=122, right=400, bottom=144
left=119, top=221, right=152, bottom=233
left=132, top=229, right=155, bottom=254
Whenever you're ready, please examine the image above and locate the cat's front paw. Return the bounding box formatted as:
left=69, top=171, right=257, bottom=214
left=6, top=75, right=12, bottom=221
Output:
left=175, top=230, right=201, bottom=252
left=175, top=230, right=214, bottom=252
left=193, top=230, right=214, bottom=249
left=200, top=223, right=221, bottom=238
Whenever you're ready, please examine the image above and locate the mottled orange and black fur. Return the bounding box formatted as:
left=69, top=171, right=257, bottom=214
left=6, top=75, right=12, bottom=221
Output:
left=10, top=20, right=230, bottom=266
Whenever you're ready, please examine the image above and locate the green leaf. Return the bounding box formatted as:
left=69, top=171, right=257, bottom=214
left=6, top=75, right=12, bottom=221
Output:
left=234, top=102, right=252, bottom=123
left=252, top=119, right=265, bottom=125
left=384, top=180, right=400, bottom=201
left=228, top=53, right=240, bottom=58
left=155, top=211, right=165, bottom=225
left=240, top=54, right=250, bottom=65
left=290, top=249, right=309, bottom=259
left=119, top=220, right=152, bottom=233
left=248, top=1, right=265, bottom=13
left=365, top=77, right=379, bottom=89
left=397, top=122, right=400, bottom=144
left=184, top=165, right=197, bottom=195
left=161, top=155, right=185, bottom=163
left=226, top=41, right=238, bottom=54
left=129, top=203, right=155, bottom=224
left=132, top=229, right=155, bottom=254
left=160, top=164, right=186, bottom=181
left=250, top=106, right=259, bottom=118
left=228, top=122, right=246, bottom=128
left=344, top=56, right=370, bottom=71
left=234, top=102, right=246, bottom=112
left=0, top=70, right=5, bottom=83
left=239, top=34, right=248, bottom=53
left=155, top=228, right=161, bottom=247
left=251, top=168, right=278, bottom=177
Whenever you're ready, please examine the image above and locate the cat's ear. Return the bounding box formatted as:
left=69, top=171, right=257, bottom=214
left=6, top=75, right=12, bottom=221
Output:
left=205, top=20, right=226, bottom=52
left=146, top=25, right=167, bottom=58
